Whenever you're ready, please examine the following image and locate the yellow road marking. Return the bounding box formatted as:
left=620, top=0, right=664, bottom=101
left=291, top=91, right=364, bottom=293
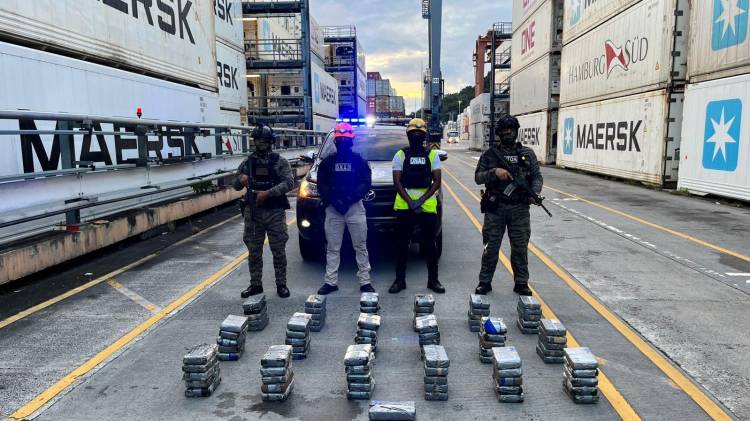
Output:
left=10, top=218, right=294, bottom=420
left=443, top=166, right=732, bottom=421
left=106, top=279, right=159, bottom=313
left=0, top=214, right=241, bottom=332
left=451, top=151, right=750, bottom=265
left=443, top=181, right=640, bottom=421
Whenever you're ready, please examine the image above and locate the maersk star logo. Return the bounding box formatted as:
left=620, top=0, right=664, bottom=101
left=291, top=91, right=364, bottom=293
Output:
left=569, top=0, right=582, bottom=27
left=703, top=99, right=742, bottom=171
left=712, top=0, right=749, bottom=50
left=563, top=118, right=575, bottom=155
left=313, top=73, right=320, bottom=104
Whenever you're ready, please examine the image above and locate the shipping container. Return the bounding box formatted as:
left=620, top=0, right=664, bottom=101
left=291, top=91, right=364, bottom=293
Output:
left=560, top=0, right=689, bottom=107
left=367, top=72, right=382, bottom=80
left=367, top=97, right=376, bottom=114
left=512, top=0, right=547, bottom=31
left=310, top=16, right=326, bottom=62
left=312, top=61, right=339, bottom=119
left=562, top=0, right=640, bottom=45
left=557, top=89, right=683, bottom=185
left=219, top=108, right=243, bottom=126
left=511, top=53, right=561, bottom=115
left=357, top=68, right=367, bottom=100
left=687, top=0, right=750, bottom=83
left=313, top=115, right=336, bottom=133
left=511, top=0, right=563, bottom=73
left=0, top=0, right=217, bottom=91
left=677, top=74, right=750, bottom=201
left=0, top=41, right=220, bottom=177
left=375, top=96, right=391, bottom=113
left=517, top=110, right=557, bottom=164
left=215, top=0, right=243, bottom=50
left=244, top=17, right=298, bottom=62
left=216, top=41, right=248, bottom=112
left=470, top=94, right=491, bottom=124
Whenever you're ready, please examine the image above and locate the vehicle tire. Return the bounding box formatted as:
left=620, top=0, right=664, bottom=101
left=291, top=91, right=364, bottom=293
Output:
left=436, top=230, right=443, bottom=259
left=299, top=234, right=323, bottom=261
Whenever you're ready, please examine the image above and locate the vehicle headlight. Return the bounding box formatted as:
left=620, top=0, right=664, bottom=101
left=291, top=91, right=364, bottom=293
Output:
left=299, top=179, right=320, bottom=198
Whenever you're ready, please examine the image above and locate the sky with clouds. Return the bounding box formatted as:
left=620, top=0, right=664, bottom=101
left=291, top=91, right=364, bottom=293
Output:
left=311, top=0, right=512, bottom=113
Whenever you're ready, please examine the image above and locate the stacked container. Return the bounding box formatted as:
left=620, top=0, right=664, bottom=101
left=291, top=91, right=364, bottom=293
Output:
left=677, top=2, right=750, bottom=201
left=556, top=0, right=689, bottom=186
left=215, top=0, right=249, bottom=126
left=469, top=94, right=491, bottom=151
left=510, top=0, right=564, bottom=164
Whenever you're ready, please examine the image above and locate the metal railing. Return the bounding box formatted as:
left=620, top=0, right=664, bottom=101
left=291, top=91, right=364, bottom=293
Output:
left=245, top=39, right=302, bottom=65
left=0, top=110, right=327, bottom=243
left=322, top=25, right=356, bottom=39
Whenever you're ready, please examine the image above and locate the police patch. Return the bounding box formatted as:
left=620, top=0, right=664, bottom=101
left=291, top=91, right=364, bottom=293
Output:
left=409, top=157, right=427, bottom=165
left=335, top=163, right=352, bottom=172
left=504, top=155, right=519, bottom=164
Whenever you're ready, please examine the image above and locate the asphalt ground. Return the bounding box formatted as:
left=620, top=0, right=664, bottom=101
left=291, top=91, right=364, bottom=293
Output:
left=0, top=145, right=746, bottom=420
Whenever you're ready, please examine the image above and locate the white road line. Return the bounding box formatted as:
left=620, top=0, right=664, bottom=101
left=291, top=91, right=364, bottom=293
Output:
left=106, top=279, right=160, bottom=313
left=726, top=273, right=750, bottom=277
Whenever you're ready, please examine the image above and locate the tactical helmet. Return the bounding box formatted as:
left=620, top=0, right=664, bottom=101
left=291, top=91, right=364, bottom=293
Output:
left=407, top=118, right=428, bottom=134
left=496, top=115, right=520, bottom=133
left=252, top=125, right=274, bottom=141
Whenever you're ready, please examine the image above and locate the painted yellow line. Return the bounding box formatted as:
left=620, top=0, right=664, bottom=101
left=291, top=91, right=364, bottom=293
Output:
left=443, top=166, right=732, bottom=421
left=10, top=218, right=295, bottom=420
left=106, top=279, right=159, bottom=313
left=450, top=151, right=750, bottom=265
left=0, top=214, right=241, bottom=332
left=443, top=181, right=641, bottom=421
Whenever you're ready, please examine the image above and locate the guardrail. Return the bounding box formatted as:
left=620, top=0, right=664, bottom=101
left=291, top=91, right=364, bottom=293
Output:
left=0, top=110, right=327, bottom=244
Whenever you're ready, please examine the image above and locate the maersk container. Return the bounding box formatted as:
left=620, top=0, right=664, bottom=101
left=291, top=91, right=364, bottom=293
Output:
left=216, top=41, right=248, bottom=112
left=0, top=41, right=220, bottom=177
left=512, top=0, right=547, bottom=31
left=677, top=74, right=750, bottom=201
left=511, top=0, right=563, bottom=74
left=560, top=0, right=688, bottom=107
left=687, top=0, right=750, bottom=83
left=311, top=61, right=339, bottom=120
left=557, top=89, right=684, bottom=186
left=517, top=110, right=558, bottom=164
left=214, top=0, right=243, bottom=51
left=562, top=0, right=641, bottom=45
left=313, top=115, right=336, bottom=133
left=510, top=53, right=561, bottom=116
left=0, top=0, right=217, bottom=91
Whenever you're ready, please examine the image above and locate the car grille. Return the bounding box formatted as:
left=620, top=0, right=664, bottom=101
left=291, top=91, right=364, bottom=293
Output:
left=363, top=186, right=397, bottom=218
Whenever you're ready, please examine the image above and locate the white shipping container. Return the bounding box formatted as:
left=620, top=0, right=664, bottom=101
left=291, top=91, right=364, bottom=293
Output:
left=511, top=0, right=562, bottom=73
left=678, top=74, right=750, bottom=201
left=0, top=0, right=217, bottom=90
left=216, top=41, right=248, bottom=111
left=313, top=115, right=336, bottom=133
left=560, top=0, right=688, bottom=107
left=511, top=54, right=561, bottom=115
left=219, top=109, right=242, bottom=126
left=557, top=89, right=683, bottom=185
left=357, top=68, right=367, bottom=101
left=311, top=61, right=339, bottom=119
left=562, top=0, right=640, bottom=45
left=0, top=41, right=220, bottom=177
left=470, top=94, right=491, bottom=124
left=310, top=16, right=326, bottom=62
left=687, top=0, right=750, bottom=83
left=512, top=0, right=546, bottom=31
left=214, top=0, right=243, bottom=50
left=517, top=110, right=557, bottom=164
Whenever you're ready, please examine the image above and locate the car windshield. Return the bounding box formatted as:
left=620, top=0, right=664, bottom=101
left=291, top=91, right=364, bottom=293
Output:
left=319, top=127, right=408, bottom=161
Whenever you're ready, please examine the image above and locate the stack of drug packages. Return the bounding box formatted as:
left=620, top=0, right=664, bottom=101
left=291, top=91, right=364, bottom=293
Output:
left=479, top=317, right=507, bottom=364
left=345, top=344, right=375, bottom=400
left=355, top=313, right=382, bottom=351
left=304, top=294, right=327, bottom=332
left=468, top=294, right=490, bottom=332
left=286, top=312, right=312, bottom=360
left=422, top=344, right=449, bottom=401
left=183, top=344, right=221, bottom=398
left=415, top=314, right=441, bottom=350
left=217, top=315, right=248, bottom=361
left=360, top=292, right=380, bottom=314
left=536, top=318, right=567, bottom=364
left=563, top=347, right=600, bottom=404
left=492, top=346, right=524, bottom=403
left=413, top=294, right=435, bottom=331
left=368, top=401, right=416, bottom=420
left=242, top=294, right=269, bottom=331
left=516, top=296, right=542, bottom=334
left=260, top=345, right=294, bottom=402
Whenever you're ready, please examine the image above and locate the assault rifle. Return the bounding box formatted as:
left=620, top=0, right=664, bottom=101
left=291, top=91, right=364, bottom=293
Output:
left=491, top=149, right=553, bottom=217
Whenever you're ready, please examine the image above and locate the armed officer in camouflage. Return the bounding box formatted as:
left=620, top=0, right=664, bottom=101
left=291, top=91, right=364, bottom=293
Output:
left=474, top=115, right=543, bottom=296
left=234, top=125, right=295, bottom=299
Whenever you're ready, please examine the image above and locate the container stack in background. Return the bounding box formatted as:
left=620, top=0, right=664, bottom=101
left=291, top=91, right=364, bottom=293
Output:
left=555, top=0, right=689, bottom=187
left=215, top=0, right=249, bottom=127
left=509, top=0, right=564, bottom=164
left=469, top=93, right=491, bottom=151
left=677, top=1, right=750, bottom=202
left=366, top=72, right=406, bottom=119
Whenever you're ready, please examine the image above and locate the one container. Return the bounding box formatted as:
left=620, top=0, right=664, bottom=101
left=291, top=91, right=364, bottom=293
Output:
left=216, top=41, right=249, bottom=112
left=0, top=0, right=217, bottom=90
left=559, top=0, right=689, bottom=107
left=0, top=41, right=220, bottom=177
left=511, top=0, right=563, bottom=74
left=511, top=53, right=561, bottom=116
left=562, top=0, right=641, bottom=45
left=687, top=0, right=750, bottom=83
left=214, top=0, right=243, bottom=51
left=312, top=61, right=339, bottom=120
left=310, top=16, right=326, bottom=63
left=677, top=74, right=750, bottom=201
left=512, top=0, right=548, bottom=31
left=517, top=110, right=558, bottom=165
left=376, top=96, right=391, bottom=114
left=557, top=89, right=683, bottom=186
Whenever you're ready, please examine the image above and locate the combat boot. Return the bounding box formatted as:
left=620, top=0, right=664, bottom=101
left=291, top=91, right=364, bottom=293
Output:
left=513, top=283, right=532, bottom=296
left=241, top=285, right=263, bottom=298
left=474, top=282, right=492, bottom=295
left=277, top=285, right=290, bottom=298
left=427, top=280, right=445, bottom=294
